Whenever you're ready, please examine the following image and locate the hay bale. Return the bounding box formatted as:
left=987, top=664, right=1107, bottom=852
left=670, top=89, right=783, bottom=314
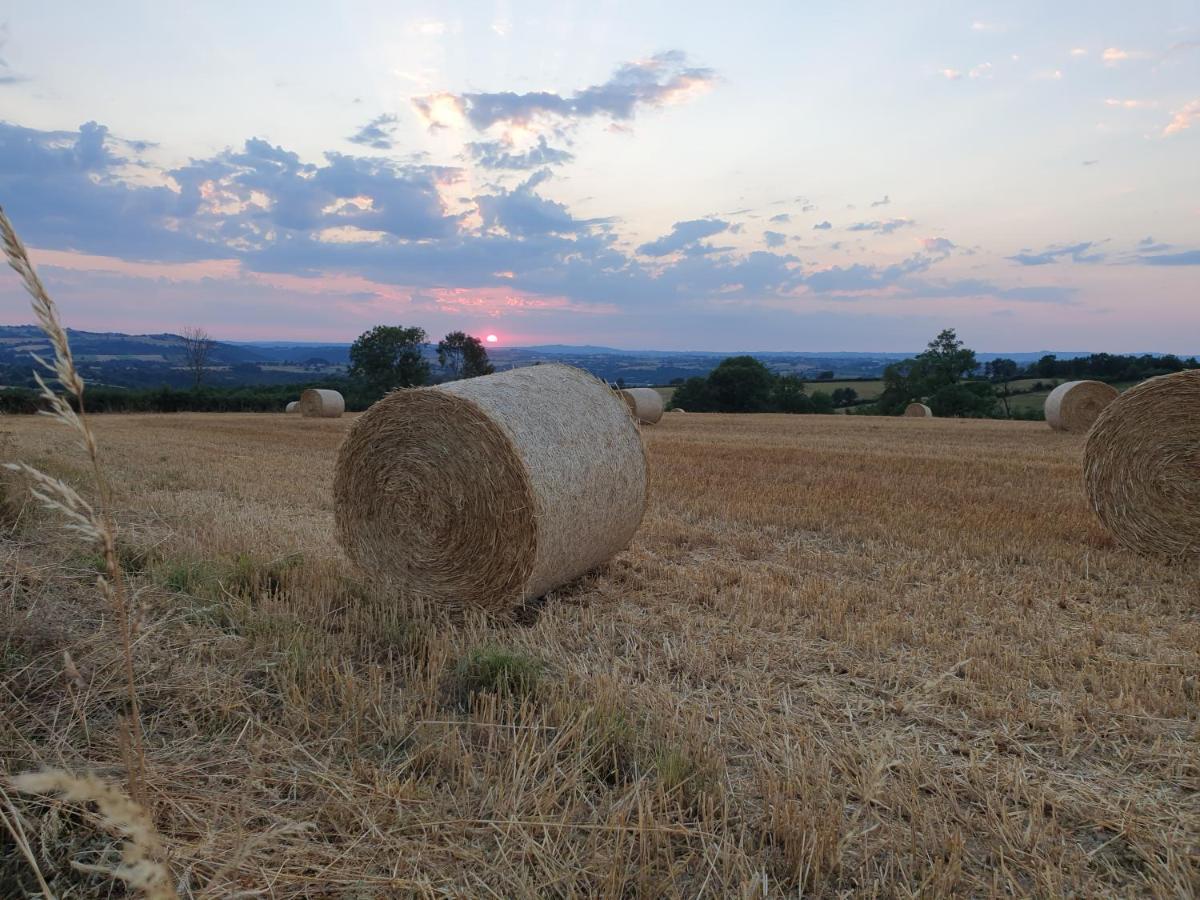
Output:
left=333, top=363, right=647, bottom=612
left=1083, top=370, right=1200, bottom=559
left=904, top=402, right=932, bottom=418
left=299, top=388, right=344, bottom=418
left=619, top=388, right=664, bottom=425
left=1045, top=380, right=1118, bottom=432
left=285, top=401, right=299, bottom=413
left=671, top=408, right=686, bottom=414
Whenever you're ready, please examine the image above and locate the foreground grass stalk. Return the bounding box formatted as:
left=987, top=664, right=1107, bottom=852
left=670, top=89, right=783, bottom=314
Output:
left=0, top=205, right=145, bottom=800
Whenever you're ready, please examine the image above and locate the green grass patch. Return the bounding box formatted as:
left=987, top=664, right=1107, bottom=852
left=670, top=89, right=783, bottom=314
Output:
left=448, top=646, right=544, bottom=709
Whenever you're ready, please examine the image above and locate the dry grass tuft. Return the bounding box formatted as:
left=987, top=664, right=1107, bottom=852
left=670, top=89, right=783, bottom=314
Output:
left=7, top=769, right=176, bottom=899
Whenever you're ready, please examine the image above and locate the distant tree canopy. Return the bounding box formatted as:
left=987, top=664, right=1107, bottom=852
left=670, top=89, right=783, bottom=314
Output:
left=668, top=356, right=834, bottom=414
left=437, top=331, right=495, bottom=381
left=348, top=325, right=429, bottom=394
left=1031, top=352, right=1197, bottom=382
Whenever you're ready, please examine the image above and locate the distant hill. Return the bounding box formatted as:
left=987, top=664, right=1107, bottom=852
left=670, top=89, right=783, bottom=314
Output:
left=0, top=325, right=1169, bottom=390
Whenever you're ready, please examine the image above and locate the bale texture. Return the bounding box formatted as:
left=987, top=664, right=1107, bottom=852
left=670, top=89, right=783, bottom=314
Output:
left=1045, top=380, right=1118, bottom=432
left=904, top=403, right=933, bottom=418
left=299, top=388, right=345, bottom=418
left=285, top=401, right=299, bottom=413
left=1083, top=370, right=1200, bottom=559
left=619, top=388, right=664, bottom=425
left=334, top=364, right=647, bottom=611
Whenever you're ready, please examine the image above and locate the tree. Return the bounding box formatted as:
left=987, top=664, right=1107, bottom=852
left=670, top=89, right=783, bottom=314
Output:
left=986, top=357, right=1020, bottom=417
left=920, top=328, right=978, bottom=388
left=771, top=374, right=811, bottom=413
left=437, top=331, right=495, bottom=381
left=668, top=376, right=713, bottom=411
left=348, top=325, right=429, bottom=394
left=707, top=356, right=775, bottom=412
left=877, top=328, right=993, bottom=416
left=180, top=326, right=215, bottom=389
left=831, top=387, right=858, bottom=408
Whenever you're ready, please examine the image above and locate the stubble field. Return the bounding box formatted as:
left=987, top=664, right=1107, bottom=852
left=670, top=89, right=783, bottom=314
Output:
left=2, top=412, right=1198, bottom=897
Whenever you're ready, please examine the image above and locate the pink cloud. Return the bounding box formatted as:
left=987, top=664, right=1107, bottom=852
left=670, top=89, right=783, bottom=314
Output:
left=1163, top=99, right=1200, bottom=136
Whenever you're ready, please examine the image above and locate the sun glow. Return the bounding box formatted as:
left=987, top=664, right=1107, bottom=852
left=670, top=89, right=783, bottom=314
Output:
left=485, top=334, right=499, bottom=343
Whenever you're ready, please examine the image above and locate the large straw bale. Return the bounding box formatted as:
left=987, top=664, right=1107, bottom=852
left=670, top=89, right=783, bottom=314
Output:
left=285, top=401, right=299, bottom=413
left=299, top=388, right=344, bottom=418
left=1045, top=380, right=1118, bottom=432
left=904, top=402, right=932, bottom=418
left=334, top=364, right=647, bottom=611
left=1083, top=370, right=1200, bottom=559
left=619, top=388, right=664, bottom=424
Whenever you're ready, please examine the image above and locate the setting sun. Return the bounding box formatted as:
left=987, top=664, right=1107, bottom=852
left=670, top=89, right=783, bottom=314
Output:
left=485, top=334, right=498, bottom=343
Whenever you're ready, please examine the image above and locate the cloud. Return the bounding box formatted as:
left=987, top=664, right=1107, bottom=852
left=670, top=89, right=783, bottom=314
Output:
left=968, top=62, right=993, bottom=79
left=1140, top=249, right=1200, bottom=265
left=813, top=220, right=832, bottom=230
left=803, top=254, right=934, bottom=294
left=869, top=194, right=890, bottom=207
left=922, top=237, right=956, bottom=255
left=347, top=113, right=400, bottom=149
left=476, top=170, right=595, bottom=236
left=1163, top=99, right=1200, bottom=136
left=0, top=22, right=28, bottom=85
left=1137, top=236, right=1171, bottom=253
left=467, top=135, right=574, bottom=169
left=1102, top=47, right=1146, bottom=65
left=1070, top=48, right=1088, bottom=57
left=904, top=278, right=1077, bottom=304
left=637, top=218, right=730, bottom=256
left=940, top=68, right=962, bottom=80
left=763, top=230, right=786, bottom=248
left=847, top=218, right=915, bottom=235
left=970, top=21, right=1001, bottom=32
left=1006, top=241, right=1104, bottom=266
left=769, top=213, right=790, bottom=224
left=1082, top=159, right=1099, bottom=166
left=1105, top=98, right=1155, bottom=109
left=415, top=51, right=715, bottom=132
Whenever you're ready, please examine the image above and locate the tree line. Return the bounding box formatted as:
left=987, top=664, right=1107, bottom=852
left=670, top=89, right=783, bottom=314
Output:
left=668, top=357, right=845, bottom=414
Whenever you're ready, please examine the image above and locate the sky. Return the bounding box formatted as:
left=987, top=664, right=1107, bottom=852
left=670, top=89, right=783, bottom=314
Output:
left=0, top=1, right=1198, bottom=352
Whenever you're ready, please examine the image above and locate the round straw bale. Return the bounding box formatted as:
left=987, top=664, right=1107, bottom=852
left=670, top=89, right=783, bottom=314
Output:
left=299, top=388, right=345, bottom=418
left=285, top=401, right=299, bottom=413
left=671, top=408, right=686, bottom=414
left=619, top=388, right=664, bottom=424
left=1083, top=370, right=1200, bottom=559
left=904, top=402, right=932, bottom=418
left=1045, top=380, right=1118, bottom=432
left=333, top=363, right=647, bottom=612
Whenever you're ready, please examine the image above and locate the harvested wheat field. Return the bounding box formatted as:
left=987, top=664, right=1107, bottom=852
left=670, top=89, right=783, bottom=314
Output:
left=2, top=412, right=1199, bottom=897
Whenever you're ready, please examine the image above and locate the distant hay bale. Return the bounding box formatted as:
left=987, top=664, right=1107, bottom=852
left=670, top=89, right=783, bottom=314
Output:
left=285, top=401, right=299, bottom=413
left=1045, top=380, right=1118, bottom=432
left=619, top=388, right=664, bottom=424
left=904, top=402, right=932, bottom=418
left=334, top=363, right=647, bottom=612
left=299, top=388, right=344, bottom=418
left=671, top=408, right=686, bottom=414
left=1083, top=370, right=1200, bottom=559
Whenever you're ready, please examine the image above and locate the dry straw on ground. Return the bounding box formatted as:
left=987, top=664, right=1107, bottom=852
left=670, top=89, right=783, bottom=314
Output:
left=298, top=388, right=344, bottom=418
left=1084, top=369, right=1200, bottom=559
left=334, top=363, right=647, bottom=612
left=285, top=400, right=298, bottom=413
left=904, top=402, right=932, bottom=417
left=619, top=388, right=664, bottom=424
left=1045, top=380, right=1118, bottom=432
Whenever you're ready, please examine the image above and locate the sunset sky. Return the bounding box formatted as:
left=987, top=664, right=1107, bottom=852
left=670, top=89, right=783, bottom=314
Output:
left=1, top=1, right=1197, bottom=351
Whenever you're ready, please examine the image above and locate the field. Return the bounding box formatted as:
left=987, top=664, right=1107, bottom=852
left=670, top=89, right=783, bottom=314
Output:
left=2, top=412, right=1198, bottom=896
